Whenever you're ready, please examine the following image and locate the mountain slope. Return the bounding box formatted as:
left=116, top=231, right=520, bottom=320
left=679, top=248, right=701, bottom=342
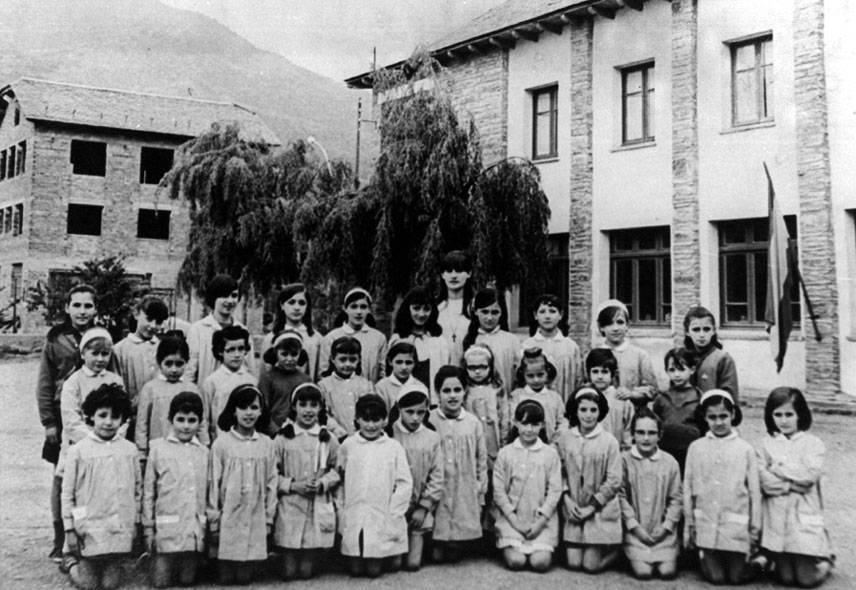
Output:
left=0, top=0, right=371, bottom=162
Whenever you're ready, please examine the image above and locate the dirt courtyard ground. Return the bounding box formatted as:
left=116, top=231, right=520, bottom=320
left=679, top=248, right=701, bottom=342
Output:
left=1, top=357, right=854, bottom=590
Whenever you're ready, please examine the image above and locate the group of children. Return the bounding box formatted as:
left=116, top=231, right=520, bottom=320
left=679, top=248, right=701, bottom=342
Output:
left=40, top=259, right=834, bottom=589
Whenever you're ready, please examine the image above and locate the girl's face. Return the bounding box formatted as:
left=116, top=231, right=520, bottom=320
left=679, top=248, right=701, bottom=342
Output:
left=222, top=338, right=248, bottom=371
left=66, top=292, right=97, bottom=331
left=399, top=401, right=428, bottom=432
left=134, top=310, right=163, bottom=340
left=588, top=366, right=613, bottom=392
left=171, top=410, right=200, bottom=443
left=441, top=268, right=470, bottom=293
left=465, top=354, right=490, bottom=385
left=687, top=317, right=716, bottom=349
left=666, top=358, right=694, bottom=389
left=534, top=303, right=561, bottom=333
left=704, top=402, right=734, bottom=437
left=523, top=359, right=548, bottom=391
left=234, top=396, right=262, bottom=435
left=159, top=353, right=187, bottom=383
left=294, top=399, right=320, bottom=430
left=409, top=303, right=432, bottom=329
left=516, top=420, right=543, bottom=447
left=475, top=301, right=502, bottom=332
left=390, top=353, right=415, bottom=382
left=601, top=312, right=628, bottom=346
left=772, top=401, right=799, bottom=438
left=577, top=399, right=600, bottom=434
left=276, top=346, right=300, bottom=372
left=82, top=343, right=112, bottom=373
left=213, top=289, right=240, bottom=320
left=438, top=377, right=465, bottom=417
left=332, top=352, right=359, bottom=378
left=633, top=416, right=661, bottom=457
left=281, top=291, right=307, bottom=325
left=91, top=407, right=123, bottom=441
left=344, top=297, right=370, bottom=329
left=356, top=414, right=385, bottom=440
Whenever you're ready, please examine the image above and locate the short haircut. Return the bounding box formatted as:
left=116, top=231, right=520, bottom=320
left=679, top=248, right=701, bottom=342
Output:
left=696, top=390, right=743, bottom=431
left=168, top=391, right=204, bottom=421
left=157, top=334, right=189, bottom=363
left=566, top=386, right=610, bottom=426
left=204, top=274, right=238, bottom=309
left=630, top=406, right=662, bottom=435
left=764, top=386, right=812, bottom=435
left=355, top=393, right=388, bottom=421
left=398, top=390, right=430, bottom=409
left=515, top=399, right=546, bottom=424
left=217, top=384, right=269, bottom=432
left=82, top=383, right=132, bottom=424
left=137, top=295, right=169, bottom=322
left=664, top=347, right=697, bottom=371
left=585, top=348, right=618, bottom=377
left=441, top=250, right=471, bottom=272
left=386, top=341, right=418, bottom=374
left=528, top=293, right=569, bottom=337
left=68, top=284, right=97, bottom=305
left=596, top=305, right=629, bottom=331
left=212, top=325, right=250, bottom=361
left=434, top=365, right=467, bottom=393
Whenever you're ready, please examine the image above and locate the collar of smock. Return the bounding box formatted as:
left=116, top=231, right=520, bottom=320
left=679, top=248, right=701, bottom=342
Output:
left=512, top=437, right=545, bottom=451
left=630, top=445, right=661, bottom=460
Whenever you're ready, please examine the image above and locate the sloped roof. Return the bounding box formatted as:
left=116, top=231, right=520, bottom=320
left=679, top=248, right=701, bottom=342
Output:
left=346, top=0, right=607, bottom=88
left=1, top=78, right=281, bottom=145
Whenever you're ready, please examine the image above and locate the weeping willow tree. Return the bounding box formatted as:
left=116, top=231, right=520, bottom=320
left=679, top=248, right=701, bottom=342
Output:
left=365, top=52, right=551, bottom=304
left=162, top=123, right=349, bottom=298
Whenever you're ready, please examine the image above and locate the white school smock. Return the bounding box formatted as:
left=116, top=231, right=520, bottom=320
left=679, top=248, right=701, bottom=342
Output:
left=601, top=386, right=634, bottom=451
left=337, top=433, right=412, bottom=558
left=142, top=435, right=208, bottom=553
left=320, top=324, right=388, bottom=384
left=273, top=424, right=340, bottom=549
left=554, top=424, right=623, bottom=545
left=317, top=373, right=375, bottom=438
left=60, top=367, right=125, bottom=450
left=113, top=333, right=159, bottom=407
left=599, top=341, right=659, bottom=402
left=429, top=408, right=488, bottom=541
left=620, top=446, right=682, bottom=563
left=389, top=332, right=451, bottom=404
left=756, top=431, right=831, bottom=557
left=684, top=430, right=761, bottom=553
left=391, top=420, right=444, bottom=532
left=201, top=365, right=257, bottom=443
left=474, top=327, right=522, bottom=396
left=508, top=386, right=568, bottom=443
left=492, top=438, right=562, bottom=553
left=185, top=314, right=256, bottom=386
left=465, top=383, right=504, bottom=468
left=522, top=331, right=583, bottom=402
left=136, top=377, right=206, bottom=451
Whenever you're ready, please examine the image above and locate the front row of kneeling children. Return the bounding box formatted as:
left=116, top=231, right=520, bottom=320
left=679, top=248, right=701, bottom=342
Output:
left=62, top=373, right=833, bottom=589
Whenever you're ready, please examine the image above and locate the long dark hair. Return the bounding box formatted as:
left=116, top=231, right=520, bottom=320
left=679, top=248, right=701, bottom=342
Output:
left=271, top=283, right=315, bottom=336
left=462, top=288, right=509, bottom=351
left=393, top=286, right=443, bottom=337
left=437, top=250, right=473, bottom=319
left=216, top=384, right=270, bottom=433
left=331, top=288, right=377, bottom=329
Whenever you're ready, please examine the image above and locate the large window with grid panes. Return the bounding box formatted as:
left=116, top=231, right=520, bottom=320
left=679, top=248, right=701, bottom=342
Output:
left=610, top=226, right=671, bottom=325
left=719, top=217, right=799, bottom=327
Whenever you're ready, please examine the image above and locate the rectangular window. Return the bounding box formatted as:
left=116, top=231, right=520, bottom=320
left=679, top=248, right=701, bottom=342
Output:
left=0, top=150, right=5, bottom=181
left=70, top=140, right=107, bottom=176
left=532, top=86, right=558, bottom=160
left=12, top=204, right=22, bottom=236
left=719, top=217, right=799, bottom=326
left=136, top=208, right=171, bottom=240
left=66, top=204, right=103, bottom=236
left=7, top=145, right=16, bottom=179
left=11, top=263, right=22, bottom=299
left=14, top=106, right=21, bottom=126
left=139, top=147, right=174, bottom=185
left=622, top=62, right=655, bottom=145
left=610, top=226, right=671, bottom=325
left=731, top=35, right=773, bottom=126
left=0, top=208, right=4, bottom=233
left=3, top=206, right=11, bottom=233
left=17, top=141, right=26, bottom=175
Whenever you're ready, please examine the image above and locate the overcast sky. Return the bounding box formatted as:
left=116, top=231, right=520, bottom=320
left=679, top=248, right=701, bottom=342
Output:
left=160, top=0, right=504, bottom=80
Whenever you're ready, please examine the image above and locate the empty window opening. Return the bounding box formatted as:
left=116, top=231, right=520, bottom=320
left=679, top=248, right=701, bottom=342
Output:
left=67, top=204, right=103, bottom=236
left=137, top=208, right=171, bottom=240
left=70, top=140, right=107, bottom=176
left=7, top=145, right=16, bottom=179
left=139, top=147, right=174, bottom=185
left=17, top=141, right=26, bottom=175
left=12, top=204, right=23, bottom=236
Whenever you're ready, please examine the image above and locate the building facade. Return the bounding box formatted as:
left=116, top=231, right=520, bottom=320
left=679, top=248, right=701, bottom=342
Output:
left=348, top=0, right=856, bottom=399
left=0, top=78, right=280, bottom=331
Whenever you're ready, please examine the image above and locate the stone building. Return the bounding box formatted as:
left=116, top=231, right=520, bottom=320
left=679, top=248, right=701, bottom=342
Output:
left=0, top=78, right=279, bottom=331
left=347, top=0, right=855, bottom=399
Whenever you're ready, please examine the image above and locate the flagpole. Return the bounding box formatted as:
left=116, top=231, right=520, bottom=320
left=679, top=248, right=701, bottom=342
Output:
left=795, top=268, right=822, bottom=342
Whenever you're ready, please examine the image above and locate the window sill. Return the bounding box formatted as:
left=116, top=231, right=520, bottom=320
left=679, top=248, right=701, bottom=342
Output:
left=137, top=237, right=170, bottom=242
left=630, top=326, right=673, bottom=339
left=719, top=327, right=804, bottom=341
left=532, top=156, right=559, bottom=164
left=610, top=140, right=656, bottom=153
left=720, top=121, right=775, bottom=135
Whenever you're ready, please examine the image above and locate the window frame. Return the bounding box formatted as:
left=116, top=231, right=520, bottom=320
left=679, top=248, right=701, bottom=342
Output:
left=730, top=34, right=773, bottom=127
left=70, top=139, right=107, bottom=177
left=139, top=146, right=174, bottom=185
left=66, top=203, right=104, bottom=236
left=621, top=61, right=655, bottom=145
left=136, top=208, right=171, bottom=240
left=531, top=85, right=558, bottom=160
left=609, top=226, right=671, bottom=326
left=718, top=217, right=800, bottom=327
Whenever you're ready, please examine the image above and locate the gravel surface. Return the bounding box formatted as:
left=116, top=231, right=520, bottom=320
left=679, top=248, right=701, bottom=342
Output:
left=1, top=358, right=854, bottom=590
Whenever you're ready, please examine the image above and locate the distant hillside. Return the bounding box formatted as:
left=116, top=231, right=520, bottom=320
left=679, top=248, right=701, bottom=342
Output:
left=0, top=0, right=374, bottom=164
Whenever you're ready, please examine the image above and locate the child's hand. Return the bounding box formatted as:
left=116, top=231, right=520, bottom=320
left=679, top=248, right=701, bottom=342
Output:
left=631, top=526, right=656, bottom=546
left=615, top=387, right=635, bottom=401
left=409, top=507, right=428, bottom=529
left=789, top=479, right=813, bottom=494
left=45, top=426, right=59, bottom=445
left=524, top=515, right=548, bottom=540
left=66, top=530, right=80, bottom=556
left=650, top=525, right=669, bottom=544
left=291, top=477, right=319, bottom=497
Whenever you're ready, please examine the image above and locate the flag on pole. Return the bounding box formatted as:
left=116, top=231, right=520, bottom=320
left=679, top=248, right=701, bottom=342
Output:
left=763, top=164, right=795, bottom=372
